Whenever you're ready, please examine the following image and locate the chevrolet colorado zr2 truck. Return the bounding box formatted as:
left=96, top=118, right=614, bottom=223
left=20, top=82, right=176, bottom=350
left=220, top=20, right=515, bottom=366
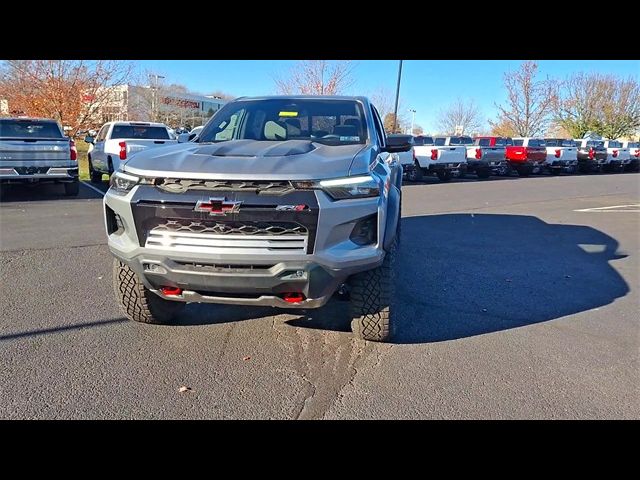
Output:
left=104, top=96, right=410, bottom=342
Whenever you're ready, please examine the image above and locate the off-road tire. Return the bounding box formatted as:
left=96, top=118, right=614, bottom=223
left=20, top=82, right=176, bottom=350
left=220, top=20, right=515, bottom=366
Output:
left=63, top=180, right=80, bottom=196
left=349, top=241, right=395, bottom=342
left=113, top=259, right=184, bottom=324
left=437, top=171, right=452, bottom=182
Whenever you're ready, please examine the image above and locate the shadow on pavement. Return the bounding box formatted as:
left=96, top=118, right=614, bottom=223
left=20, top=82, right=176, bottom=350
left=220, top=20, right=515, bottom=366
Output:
left=0, top=318, right=128, bottom=342
left=0, top=182, right=105, bottom=202
left=288, top=213, right=629, bottom=343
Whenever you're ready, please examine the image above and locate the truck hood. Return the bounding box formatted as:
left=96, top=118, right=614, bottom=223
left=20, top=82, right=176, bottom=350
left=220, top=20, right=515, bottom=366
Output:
left=123, top=139, right=369, bottom=180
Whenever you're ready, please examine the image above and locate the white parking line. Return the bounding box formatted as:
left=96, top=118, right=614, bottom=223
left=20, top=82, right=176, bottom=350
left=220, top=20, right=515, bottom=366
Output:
left=574, top=204, right=640, bottom=213
left=81, top=181, right=106, bottom=197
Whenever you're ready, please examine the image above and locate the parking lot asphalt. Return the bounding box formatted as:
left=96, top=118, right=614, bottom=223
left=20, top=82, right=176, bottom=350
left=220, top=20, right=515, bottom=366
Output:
left=1, top=174, right=638, bottom=419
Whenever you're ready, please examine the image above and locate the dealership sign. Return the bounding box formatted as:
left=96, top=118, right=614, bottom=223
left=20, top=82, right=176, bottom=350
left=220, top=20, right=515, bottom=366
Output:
left=162, top=96, right=200, bottom=110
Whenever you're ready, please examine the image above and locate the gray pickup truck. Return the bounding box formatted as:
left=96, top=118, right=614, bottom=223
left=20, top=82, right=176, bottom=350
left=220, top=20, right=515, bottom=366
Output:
left=104, top=95, right=410, bottom=341
left=0, top=117, right=79, bottom=197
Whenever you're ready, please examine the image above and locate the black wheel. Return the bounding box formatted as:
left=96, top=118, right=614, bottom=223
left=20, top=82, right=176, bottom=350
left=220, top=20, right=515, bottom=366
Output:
left=113, top=259, right=184, bottom=324
left=437, top=171, right=452, bottom=182
left=107, top=157, right=114, bottom=175
left=88, top=157, right=103, bottom=183
left=63, top=180, right=80, bottom=196
left=405, top=162, right=423, bottom=182
left=477, top=168, right=491, bottom=179
left=349, top=241, right=395, bottom=342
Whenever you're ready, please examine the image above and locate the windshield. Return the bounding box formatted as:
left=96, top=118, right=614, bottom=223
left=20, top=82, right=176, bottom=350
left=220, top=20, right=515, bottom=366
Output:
left=413, top=136, right=434, bottom=146
left=586, top=140, right=604, bottom=148
left=198, top=98, right=367, bottom=145
left=0, top=119, right=63, bottom=139
left=434, top=137, right=447, bottom=146
left=111, top=125, right=170, bottom=140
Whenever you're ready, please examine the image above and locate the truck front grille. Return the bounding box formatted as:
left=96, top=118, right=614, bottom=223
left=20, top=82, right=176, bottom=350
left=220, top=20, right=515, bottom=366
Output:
left=153, top=219, right=307, bottom=236
left=145, top=229, right=308, bottom=254
left=156, top=178, right=295, bottom=195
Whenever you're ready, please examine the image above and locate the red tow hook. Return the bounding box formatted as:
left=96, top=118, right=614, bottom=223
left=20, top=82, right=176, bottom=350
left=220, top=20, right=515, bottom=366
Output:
left=160, top=286, right=183, bottom=296
left=282, top=292, right=305, bottom=303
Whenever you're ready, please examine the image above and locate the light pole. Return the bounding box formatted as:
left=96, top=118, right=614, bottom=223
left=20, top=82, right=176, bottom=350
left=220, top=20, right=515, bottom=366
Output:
left=392, top=60, right=403, bottom=133
left=149, top=74, right=165, bottom=122
left=408, top=108, right=416, bottom=135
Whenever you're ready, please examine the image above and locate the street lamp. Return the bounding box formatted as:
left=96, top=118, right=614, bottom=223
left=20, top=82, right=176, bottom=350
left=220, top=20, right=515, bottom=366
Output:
left=408, top=109, right=416, bottom=135
left=149, top=74, right=165, bottom=121
left=392, top=60, right=403, bottom=133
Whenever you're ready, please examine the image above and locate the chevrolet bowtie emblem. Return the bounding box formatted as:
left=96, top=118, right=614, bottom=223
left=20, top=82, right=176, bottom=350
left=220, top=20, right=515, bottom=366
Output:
left=194, top=197, right=242, bottom=216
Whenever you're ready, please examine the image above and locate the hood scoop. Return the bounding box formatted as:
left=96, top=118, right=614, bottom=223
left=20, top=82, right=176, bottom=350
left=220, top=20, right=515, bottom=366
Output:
left=195, top=139, right=317, bottom=157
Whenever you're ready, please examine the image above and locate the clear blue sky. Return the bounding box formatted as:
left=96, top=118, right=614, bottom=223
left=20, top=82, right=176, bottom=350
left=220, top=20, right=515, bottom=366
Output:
left=137, top=60, right=639, bottom=133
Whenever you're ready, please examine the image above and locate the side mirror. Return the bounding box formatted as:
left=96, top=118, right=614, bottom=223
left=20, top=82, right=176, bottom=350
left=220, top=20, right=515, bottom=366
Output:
left=84, top=136, right=95, bottom=144
left=177, top=133, right=191, bottom=143
left=384, top=134, right=413, bottom=153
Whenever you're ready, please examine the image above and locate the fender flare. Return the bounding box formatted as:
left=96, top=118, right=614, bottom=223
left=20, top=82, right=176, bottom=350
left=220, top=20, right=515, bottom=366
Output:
left=383, top=184, right=401, bottom=251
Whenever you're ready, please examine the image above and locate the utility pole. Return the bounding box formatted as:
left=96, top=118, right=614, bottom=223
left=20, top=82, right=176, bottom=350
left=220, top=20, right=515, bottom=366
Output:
left=392, top=60, right=403, bottom=133
left=149, top=74, right=165, bottom=122
left=408, top=108, right=416, bottom=135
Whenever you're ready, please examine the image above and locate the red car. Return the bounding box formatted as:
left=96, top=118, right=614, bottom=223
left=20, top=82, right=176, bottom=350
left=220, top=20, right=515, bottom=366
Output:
left=506, top=137, right=547, bottom=176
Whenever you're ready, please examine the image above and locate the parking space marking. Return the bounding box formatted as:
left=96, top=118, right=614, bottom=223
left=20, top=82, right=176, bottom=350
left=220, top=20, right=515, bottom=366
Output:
left=81, top=181, right=106, bottom=197
left=574, top=204, right=640, bottom=213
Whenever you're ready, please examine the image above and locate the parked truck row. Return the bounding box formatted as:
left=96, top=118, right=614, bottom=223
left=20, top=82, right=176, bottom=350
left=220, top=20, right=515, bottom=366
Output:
left=395, top=134, right=638, bottom=183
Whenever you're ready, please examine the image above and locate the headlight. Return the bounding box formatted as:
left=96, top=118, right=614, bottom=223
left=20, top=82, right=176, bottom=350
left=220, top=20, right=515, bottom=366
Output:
left=293, top=175, right=380, bottom=200
left=109, top=171, right=139, bottom=194
left=109, top=171, right=153, bottom=194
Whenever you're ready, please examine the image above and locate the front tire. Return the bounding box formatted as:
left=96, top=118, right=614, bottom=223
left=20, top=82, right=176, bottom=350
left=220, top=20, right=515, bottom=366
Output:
left=113, top=259, right=184, bottom=324
left=349, top=242, right=395, bottom=342
left=88, top=158, right=103, bottom=183
left=405, top=162, right=423, bottom=182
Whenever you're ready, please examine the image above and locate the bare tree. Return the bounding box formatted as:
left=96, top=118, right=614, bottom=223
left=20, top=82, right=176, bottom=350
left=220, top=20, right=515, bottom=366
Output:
left=0, top=60, right=133, bottom=135
left=436, top=98, right=483, bottom=135
left=554, top=72, right=640, bottom=139
left=489, top=117, right=518, bottom=137
left=370, top=87, right=409, bottom=133
left=490, top=61, right=556, bottom=137
left=274, top=60, right=356, bottom=95
left=412, top=124, right=424, bottom=135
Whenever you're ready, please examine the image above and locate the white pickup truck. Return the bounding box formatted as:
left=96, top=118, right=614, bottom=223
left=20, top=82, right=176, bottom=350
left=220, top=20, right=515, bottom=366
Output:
left=622, top=141, right=639, bottom=172
left=542, top=138, right=578, bottom=174
left=601, top=140, right=628, bottom=173
left=85, top=121, right=177, bottom=183
left=412, top=135, right=467, bottom=182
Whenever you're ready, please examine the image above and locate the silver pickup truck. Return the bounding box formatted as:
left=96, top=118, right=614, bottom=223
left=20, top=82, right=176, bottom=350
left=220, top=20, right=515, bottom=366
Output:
left=0, top=117, right=79, bottom=197
left=104, top=95, right=410, bottom=342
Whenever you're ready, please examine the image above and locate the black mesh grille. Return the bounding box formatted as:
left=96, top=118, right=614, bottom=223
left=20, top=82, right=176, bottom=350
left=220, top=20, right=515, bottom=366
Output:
left=156, top=179, right=295, bottom=195
left=153, top=219, right=307, bottom=236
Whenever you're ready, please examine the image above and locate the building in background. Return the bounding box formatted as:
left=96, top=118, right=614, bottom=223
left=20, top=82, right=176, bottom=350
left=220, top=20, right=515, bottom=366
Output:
left=91, top=84, right=227, bottom=128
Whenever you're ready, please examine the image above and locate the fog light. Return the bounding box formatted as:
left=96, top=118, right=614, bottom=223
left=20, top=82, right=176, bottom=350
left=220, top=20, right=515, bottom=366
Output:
left=350, top=215, right=377, bottom=246
left=144, top=263, right=167, bottom=274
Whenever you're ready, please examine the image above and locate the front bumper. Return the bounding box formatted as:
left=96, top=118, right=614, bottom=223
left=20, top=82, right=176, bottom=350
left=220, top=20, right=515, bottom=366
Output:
left=104, top=184, right=387, bottom=308
left=0, top=166, right=78, bottom=183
